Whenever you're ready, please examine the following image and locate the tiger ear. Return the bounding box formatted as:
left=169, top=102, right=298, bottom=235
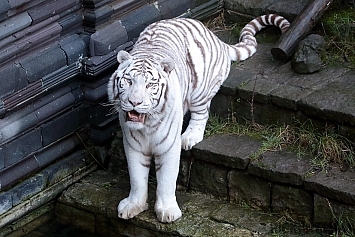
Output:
left=116, top=50, right=132, bottom=64
left=159, top=57, right=175, bottom=74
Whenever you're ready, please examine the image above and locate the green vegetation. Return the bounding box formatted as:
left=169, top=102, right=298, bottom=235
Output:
left=327, top=198, right=355, bottom=237
left=205, top=115, right=355, bottom=170
left=320, top=5, right=355, bottom=67
left=208, top=6, right=355, bottom=68
left=205, top=115, right=355, bottom=235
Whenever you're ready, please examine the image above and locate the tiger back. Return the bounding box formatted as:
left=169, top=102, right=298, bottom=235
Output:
left=108, top=14, right=290, bottom=223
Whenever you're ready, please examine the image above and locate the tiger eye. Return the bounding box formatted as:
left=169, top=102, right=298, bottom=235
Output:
left=125, top=78, right=132, bottom=85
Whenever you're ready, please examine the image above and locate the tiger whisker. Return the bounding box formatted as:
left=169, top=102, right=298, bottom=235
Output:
left=106, top=106, right=120, bottom=116
left=148, top=112, right=162, bottom=123
left=100, top=100, right=120, bottom=107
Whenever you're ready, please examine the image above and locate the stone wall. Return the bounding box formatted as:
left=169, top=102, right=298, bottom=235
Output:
left=180, top=134, right=355, bottom=228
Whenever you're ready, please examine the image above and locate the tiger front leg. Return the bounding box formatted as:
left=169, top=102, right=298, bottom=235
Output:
left=154, top=147, right=182, bottom=223
left=181, top=110, right=209, bottom=150
left=118, top=150, right=150, bottom=219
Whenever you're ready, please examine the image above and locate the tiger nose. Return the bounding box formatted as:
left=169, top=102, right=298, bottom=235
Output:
left=129, top=100, right=142, bottom=107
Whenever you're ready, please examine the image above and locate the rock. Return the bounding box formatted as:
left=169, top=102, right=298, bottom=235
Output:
left=313, top=194, right=355, bottom=228
left=304, top=166, right=355, bottom=205
left=189, top=159, right=229, bottom=199
left=272, top=184, right=313, bottom=223
left=193, top=134, right=261, bottom=170
left=228, top=170, right=271, bottom=211
left=224, top=0, right=308, bottom=21
left=248, top=150, right=311, bottom=186
left=291, top=34, right=326, bottom=74
left=55, top=170, right=330, bottom=236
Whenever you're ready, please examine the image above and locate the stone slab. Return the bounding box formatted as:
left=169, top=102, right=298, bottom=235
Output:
left=11, top=174, right=46, bottom=206
left=157, top=0, right=191, bottom=19
left=27, top=0, right=76, bottom=24
left=8, top=0, right=31, bottom=8
left=34, top=87, right=75, bottom=124
left=228, top=170, right=271, bottom=211
left=0, top=148, right=4, bottom=170
left=56, top=170, right=331, bottom=236
left=189, top=159, right=229, bottom=198
left=0, top=44, right=19, bottom=66
left=120, top=3, right=162, bottom=40
left=224, top=0, right=307, bottom=21
left=0, top=192, right=12, bottom=215
left=305, top=166, right=355, bottom=205
left=3, top=128, right=42, bottom=167
left=249, top=150, right=311, bottom=186
left=89, top=119, right=117, bottom=145
left=41, top=108, right=83, bottom=146
left=84, top=82, right=108, bottom=102
left=0, top=112, right=37, bottom=145
left=43, top=150, right=86, bottom=187
left=0, top=63, right=28, bottom=99
left=193, top=134, right=261, bottom=170
left=0, top=1, right=10, bottom=23
left=57, top=170, right=246, bottom=235
left=0, top=156, right=39, bottom=190
left=86, top=104, right=113, bottom=128
left=182, top=0, right=221, bottom=20
left=19, top=44, right=67, bottom=83
left=58, top=11, right=82, bottom=34
left=59, top=34, right=88, bottom=64
left=271, top=184, right=313, bottom=222
left=90, top=20, right=128, bottom=56
left=238, top=76, right=279, bottom=104
left=299, top=71, right=355, bottom=126
left=0, top=12, right=32, bottom=39
left=35, top=134, right=80, bottom=168
left=109, top=0, right=148, bottom=19
left=13, top=14, right=59, bottom=40
left=82, top=0, right=112, bottom=9
left=313, top=194, right=355, bottom=227
left=83, top=4, right=113, bottom=26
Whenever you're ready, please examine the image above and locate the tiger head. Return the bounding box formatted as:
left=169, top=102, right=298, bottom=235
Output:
left=108, top=50, right=175, bottom=130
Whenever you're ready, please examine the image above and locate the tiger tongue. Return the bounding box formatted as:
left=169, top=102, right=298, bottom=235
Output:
left=127, top=110, right=145, bottom=123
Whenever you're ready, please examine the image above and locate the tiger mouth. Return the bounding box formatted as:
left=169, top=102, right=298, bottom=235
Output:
left=126, top=110, right=146, bottom=123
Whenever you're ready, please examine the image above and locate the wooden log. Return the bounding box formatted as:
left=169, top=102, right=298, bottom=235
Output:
left=271, top=0, right=333, bottom=61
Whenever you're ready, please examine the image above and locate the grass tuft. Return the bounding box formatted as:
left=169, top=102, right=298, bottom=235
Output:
left=205, top=115, right=355, bottom=170
left=321, top=5, right=355, bottom=67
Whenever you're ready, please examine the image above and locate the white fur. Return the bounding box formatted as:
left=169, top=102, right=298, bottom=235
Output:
left=107, top=14, right=289, bottom=223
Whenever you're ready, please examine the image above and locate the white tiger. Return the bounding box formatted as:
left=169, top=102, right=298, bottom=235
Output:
left=107, top=14, right=289, bottom=223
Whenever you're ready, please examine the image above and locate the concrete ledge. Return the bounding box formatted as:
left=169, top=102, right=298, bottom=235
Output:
left=0, top=160, right=97, bottom=231
left=55, top=170, right=330, bottom=236
left=105, top=132, right=355, bottom=231
left=210, top=41, right=355, bottom=142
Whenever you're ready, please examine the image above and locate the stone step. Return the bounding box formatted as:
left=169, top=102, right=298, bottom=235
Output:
left=210, top=38, right=355, bottom=142
left=55, top=170, right=331, bottom=237
left=105, top=128, right=355, bottom=234
left=180, top=134, right=355, bottom=227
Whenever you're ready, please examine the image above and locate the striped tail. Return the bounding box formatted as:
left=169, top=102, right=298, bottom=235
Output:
left=229, top=14, right=290, bottom=61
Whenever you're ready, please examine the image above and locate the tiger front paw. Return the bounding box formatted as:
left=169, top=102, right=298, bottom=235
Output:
left=155, top=204, right=182, bottom=223
left=181, top=127, right=204, bottom=150
left=117, top=198, right=148, bottom=219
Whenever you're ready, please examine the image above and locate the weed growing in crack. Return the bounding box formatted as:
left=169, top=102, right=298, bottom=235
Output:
left=327, top=198, right=355, bottom=237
